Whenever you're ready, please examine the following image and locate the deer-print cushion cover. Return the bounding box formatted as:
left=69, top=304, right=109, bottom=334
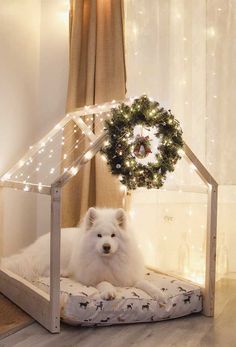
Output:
left=34, top=271, right=202, bottom=326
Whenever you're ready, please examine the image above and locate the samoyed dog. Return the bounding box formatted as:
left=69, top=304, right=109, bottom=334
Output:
left=2, top=208, right=165, bottom=301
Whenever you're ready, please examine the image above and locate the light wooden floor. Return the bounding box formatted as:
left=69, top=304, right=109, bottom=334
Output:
left=0, top=294, right=33, bottom=340
left=0, top=278, right=235, bottom=347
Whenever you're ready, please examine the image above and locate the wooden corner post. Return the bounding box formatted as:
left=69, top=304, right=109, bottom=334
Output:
left=183, top=143, right=218, bottom=317
left=203, top=183, right=218, bottom=316
left=50, top=185, right=61, bottom=333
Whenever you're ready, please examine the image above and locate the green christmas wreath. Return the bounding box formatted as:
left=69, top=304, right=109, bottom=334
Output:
left=101, top=95, right=184, bottom=190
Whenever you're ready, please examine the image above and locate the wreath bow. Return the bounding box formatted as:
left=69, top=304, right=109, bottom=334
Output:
left=133, top=135, right=152, bottom=159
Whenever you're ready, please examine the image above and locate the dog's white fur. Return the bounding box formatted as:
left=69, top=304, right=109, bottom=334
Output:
left=2, top=208, right=165, bottom=301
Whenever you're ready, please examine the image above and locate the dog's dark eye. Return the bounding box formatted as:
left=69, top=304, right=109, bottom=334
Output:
left=97, top=233, right=102, bottom=238
left=111, top=233, right=116, bottom=238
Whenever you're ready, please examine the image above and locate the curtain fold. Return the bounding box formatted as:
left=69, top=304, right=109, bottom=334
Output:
left=61, top=0, right=126, bottom=227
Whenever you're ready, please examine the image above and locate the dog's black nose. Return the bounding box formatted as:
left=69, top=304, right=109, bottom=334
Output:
left=103, top=243, right=111, bottom=253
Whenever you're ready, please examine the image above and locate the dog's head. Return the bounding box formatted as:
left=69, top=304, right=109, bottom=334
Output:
left=82, top=208, right=128, bottom=257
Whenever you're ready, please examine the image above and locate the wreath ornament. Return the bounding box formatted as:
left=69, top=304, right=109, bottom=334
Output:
left=101, top=95, right=184, bottom=190
left=133, top=134, right=152, bottom=159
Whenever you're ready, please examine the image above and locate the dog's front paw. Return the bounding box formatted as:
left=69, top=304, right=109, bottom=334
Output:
left=100, top=289, right=116, bottom=301
left=96, top=281, right=117, bottom=300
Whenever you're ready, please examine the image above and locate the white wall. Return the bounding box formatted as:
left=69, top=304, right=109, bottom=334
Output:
left=0, top=0, right=69, bottom=255
left=0, top=0, right=41, bottom=175
left=0, top=0, right=41, bottom=255
left=36, top=0, right=69, bottom=237
left=38, top=0, right=69, bottom=138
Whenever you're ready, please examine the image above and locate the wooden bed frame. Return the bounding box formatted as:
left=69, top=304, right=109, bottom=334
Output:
left=0, top=99, right=218, bottom=333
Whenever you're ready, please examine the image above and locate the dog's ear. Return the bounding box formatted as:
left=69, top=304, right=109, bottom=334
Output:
left=85, top=207, right=97, bottom=229
left=115, top=208, right=127, bottom=230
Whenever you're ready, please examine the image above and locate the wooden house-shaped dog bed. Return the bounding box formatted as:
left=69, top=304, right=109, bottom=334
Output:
left=0, top=98, right=217, bottom=332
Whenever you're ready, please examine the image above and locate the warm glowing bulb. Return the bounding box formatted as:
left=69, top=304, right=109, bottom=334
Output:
left=207, top=27, right=216, bottom=37
left=84, top=151, right=93, bottom=160
left=101, top=155, right=107, bottom=162
left=178, top=149, right=184, bottom=156
left=120, top=185, right=126, bottom=192
left=129, top=210, right=135, bottom=219
left=70, top=167, right=78, bottom=176
left=24, top=185, right=29, bottom=192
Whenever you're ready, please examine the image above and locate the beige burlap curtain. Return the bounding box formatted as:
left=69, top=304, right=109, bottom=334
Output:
left=61, top=0, right=126, bottom=227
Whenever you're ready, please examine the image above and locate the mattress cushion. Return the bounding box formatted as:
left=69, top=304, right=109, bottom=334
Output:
left=34, top=271, right=202, bottom=326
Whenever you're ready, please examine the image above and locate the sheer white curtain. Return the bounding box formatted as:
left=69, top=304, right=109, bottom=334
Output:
left=124, top=0, right=206, bottom=162
left=124, top=0, right=236, bottom=184
left=206, top=0, right=236, bottom=184
left=124, top=0, right=236, bottom=275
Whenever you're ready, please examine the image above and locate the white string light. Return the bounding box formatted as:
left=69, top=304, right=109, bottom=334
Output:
left=84, top=151, right=93, bottom=160
left=120, top=184, right=126, bottom=192
left=70, top=166, right=78, bottom=176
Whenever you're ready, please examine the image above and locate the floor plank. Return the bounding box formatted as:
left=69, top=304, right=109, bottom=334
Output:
left=0, top=279, right=235, bottom=347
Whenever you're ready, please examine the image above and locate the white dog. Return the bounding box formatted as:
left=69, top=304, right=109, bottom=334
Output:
left=2, top=208, right=165, bottom=301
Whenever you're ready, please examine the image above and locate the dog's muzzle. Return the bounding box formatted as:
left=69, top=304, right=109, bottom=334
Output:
left=102, top=243, right=111, bottom=254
